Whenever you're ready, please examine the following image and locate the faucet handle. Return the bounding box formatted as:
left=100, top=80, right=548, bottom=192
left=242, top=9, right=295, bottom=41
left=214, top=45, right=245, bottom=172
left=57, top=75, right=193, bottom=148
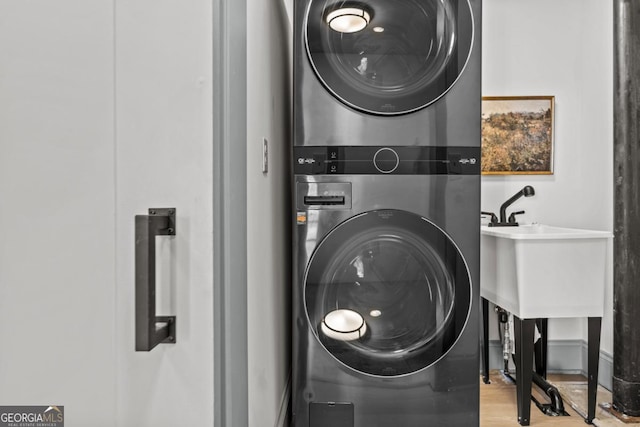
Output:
left=508, top=210, right=525, bottom=224
left=481, top=211, right=498, bottom=224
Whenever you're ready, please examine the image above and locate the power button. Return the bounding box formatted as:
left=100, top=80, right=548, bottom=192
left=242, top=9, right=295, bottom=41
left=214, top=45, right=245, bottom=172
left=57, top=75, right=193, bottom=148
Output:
left=373, top=148, right=399, bottom=173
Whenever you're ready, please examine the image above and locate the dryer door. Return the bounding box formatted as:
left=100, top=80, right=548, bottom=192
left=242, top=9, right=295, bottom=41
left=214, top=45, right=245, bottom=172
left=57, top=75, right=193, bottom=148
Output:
left=305, top=0, right=474, bottom=115
left=304, top=210, right=471, bottom=376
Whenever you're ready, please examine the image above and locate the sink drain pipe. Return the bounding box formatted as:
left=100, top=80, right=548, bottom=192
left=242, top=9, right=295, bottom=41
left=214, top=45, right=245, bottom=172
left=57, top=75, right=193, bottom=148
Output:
left=496, top=307, right=568, bottom=417
left=531, top=372, right=569, bottom=417
left=501, top=369, right=568, bottom=417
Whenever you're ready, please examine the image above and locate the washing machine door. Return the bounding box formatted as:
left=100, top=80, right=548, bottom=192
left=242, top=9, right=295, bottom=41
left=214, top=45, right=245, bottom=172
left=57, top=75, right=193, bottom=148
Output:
left=304, top=210, right=471, bottom=376
left=305, top=0, right=474, bottom=115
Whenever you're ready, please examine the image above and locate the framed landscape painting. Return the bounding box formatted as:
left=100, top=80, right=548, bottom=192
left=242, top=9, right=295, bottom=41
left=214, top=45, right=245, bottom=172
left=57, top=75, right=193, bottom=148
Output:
left=481, top=96, right=555, bottom=175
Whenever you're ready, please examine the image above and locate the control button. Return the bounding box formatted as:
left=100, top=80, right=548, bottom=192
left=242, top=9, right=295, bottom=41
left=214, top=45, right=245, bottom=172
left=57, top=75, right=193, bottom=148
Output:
left=373, top=148, right=399, bottom=173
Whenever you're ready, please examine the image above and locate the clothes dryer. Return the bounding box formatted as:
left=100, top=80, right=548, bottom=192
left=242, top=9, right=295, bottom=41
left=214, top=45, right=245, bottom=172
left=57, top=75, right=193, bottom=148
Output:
left=292, top=147, right=480, bottom=426
left=294, top=0, right=481, bottom=147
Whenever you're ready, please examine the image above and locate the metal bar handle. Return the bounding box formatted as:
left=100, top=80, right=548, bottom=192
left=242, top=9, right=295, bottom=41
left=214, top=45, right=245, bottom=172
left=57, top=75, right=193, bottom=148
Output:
left=135, top=208, right=177, bottom=351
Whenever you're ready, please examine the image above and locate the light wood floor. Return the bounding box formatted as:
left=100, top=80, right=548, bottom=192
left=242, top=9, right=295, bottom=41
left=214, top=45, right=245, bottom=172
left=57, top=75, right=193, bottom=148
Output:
left=481, top=371, right=596, bottom=426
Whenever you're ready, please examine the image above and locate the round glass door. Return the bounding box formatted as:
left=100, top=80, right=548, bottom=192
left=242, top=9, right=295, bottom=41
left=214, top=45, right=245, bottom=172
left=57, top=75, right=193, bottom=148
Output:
left=304, top=210, right=471, bottom=376
left=305, top=0, right=474, bottom=115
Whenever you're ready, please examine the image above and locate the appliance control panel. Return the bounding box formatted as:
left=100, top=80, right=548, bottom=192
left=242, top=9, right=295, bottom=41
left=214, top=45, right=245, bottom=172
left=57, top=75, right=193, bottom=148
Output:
left=294, top=146, right=480, bottom=175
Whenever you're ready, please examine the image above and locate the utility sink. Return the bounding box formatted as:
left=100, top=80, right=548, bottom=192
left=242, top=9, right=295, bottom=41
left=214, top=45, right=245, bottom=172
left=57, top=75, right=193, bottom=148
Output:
left=481, top=224, right=613, bottom=319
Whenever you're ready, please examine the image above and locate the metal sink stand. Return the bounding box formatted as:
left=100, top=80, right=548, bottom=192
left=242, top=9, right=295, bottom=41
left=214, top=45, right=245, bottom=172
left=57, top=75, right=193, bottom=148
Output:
left=481, top=297, right=602, bottom=426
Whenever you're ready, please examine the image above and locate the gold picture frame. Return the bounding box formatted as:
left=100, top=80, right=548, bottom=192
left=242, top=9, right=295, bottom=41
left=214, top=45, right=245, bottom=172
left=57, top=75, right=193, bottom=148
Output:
left=481, top=96, right=555, bottom=175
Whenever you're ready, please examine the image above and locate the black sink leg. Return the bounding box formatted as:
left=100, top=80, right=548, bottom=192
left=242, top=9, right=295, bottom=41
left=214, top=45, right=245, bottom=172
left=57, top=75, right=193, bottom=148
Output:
left=482, top=297, right=491, bottom=384
left=514, top=316, right=536, bottom=426
left=535, top=318, right=548, bottom=378
left=586, top=317, right=602, bottom=424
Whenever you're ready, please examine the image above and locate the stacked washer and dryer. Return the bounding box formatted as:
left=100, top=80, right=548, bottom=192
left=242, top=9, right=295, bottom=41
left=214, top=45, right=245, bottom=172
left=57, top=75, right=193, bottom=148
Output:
left=292, top=0, right=481, bottom=426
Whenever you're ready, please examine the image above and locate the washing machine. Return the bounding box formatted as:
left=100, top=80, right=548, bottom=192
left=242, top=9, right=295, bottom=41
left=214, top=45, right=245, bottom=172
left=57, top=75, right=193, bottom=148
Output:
left=292, top=0, right=481, bottom=426
left=294, top=0, right=481, bottom=147
left=292, top=147, right=480, bottom=426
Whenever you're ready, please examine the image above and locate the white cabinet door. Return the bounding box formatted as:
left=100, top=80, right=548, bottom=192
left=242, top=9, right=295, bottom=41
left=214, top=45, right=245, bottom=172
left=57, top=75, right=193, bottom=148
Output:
left=0, top=0, right=215, bottom=425
left=114, top=0, right=214, bottom=425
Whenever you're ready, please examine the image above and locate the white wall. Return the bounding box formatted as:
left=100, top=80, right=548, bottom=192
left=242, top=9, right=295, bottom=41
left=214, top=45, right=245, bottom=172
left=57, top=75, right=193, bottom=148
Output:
left=246, top=0, right=292, bottom=425
left=482, top=0, right=614, bottom=355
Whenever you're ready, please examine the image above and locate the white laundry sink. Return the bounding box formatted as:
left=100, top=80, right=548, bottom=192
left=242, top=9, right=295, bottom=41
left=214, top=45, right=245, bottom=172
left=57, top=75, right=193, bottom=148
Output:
left=480, top=224, right=613, bottom=319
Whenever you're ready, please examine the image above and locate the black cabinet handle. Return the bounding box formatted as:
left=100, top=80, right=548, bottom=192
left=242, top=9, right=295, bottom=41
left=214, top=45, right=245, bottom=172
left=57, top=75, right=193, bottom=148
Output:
left=135, top=208, right=177, bottom=351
